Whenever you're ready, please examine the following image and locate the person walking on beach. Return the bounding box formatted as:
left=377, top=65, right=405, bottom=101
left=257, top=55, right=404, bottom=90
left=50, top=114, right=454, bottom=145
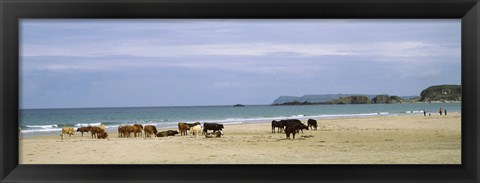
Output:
left=444, top=109, right=447, bottom=116
left=439, top=108, right=443, bottom=115
left=423, top=109, right=426, bottom=117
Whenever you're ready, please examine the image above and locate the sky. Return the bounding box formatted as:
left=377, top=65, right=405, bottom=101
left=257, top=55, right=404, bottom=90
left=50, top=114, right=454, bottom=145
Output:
left=20, top=19, right=461, bottom=109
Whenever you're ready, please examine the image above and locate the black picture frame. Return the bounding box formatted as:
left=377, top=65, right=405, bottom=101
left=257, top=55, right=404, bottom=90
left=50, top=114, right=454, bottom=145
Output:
left=1, top=0, right=479, bottom=182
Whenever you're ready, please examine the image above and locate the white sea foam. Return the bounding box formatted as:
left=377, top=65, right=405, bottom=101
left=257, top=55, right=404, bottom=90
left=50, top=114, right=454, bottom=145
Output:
left=18, top=112, right=401, bottom=134
left=404, top=110, right=424, bottom=113
left=25, top=125, right=58, bottom=128
left=75, top=123, right=101, bottom=127
left=178, top=112, right=395, bottom=124
left=21, top=128, right=62, bottom=133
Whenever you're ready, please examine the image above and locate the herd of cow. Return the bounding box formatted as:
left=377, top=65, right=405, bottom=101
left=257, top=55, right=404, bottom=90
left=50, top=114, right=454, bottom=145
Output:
left=58, top=119, right=318, bottom=140
left=59, top=122, right=226, bottom=140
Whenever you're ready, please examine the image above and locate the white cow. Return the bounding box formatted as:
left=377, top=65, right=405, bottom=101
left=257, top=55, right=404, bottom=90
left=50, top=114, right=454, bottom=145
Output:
left=189, top=124, right=202, bottom=137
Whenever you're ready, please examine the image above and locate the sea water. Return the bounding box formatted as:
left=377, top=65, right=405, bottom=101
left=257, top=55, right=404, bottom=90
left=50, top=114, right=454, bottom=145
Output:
left=19, top=103, right=461, bottom=136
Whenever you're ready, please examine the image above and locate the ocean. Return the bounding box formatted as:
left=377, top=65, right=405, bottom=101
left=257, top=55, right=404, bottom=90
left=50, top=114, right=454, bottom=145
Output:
left=19, top=103, right=461, bottom=136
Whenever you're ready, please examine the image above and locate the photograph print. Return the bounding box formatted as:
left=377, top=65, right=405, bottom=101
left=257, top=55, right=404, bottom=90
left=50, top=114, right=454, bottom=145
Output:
left=19, top=19, right=461, bottom=164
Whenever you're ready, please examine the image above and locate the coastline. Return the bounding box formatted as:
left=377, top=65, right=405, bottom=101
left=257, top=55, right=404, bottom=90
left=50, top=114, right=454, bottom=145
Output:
left=20, top=113, right=461, bottom=164
left=19, top=102, right=462, bottom=138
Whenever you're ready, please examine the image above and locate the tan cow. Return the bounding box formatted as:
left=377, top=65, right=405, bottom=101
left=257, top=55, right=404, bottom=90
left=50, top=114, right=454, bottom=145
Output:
left=60, top=127, right=75, bottom=140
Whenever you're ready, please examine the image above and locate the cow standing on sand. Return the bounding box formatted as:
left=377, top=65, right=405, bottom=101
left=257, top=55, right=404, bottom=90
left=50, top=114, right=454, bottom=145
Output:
left=178, top=122, right=201, bottom=136
left=118, top=125, right=127, bottom=137
left=123, top=124, right=142, bottom=138
left=284, top=119, right=308, bottom=140
left=144, top=125, right=158, bottom=138
left=60, top=127, right=75, bottom=140
left=202, top=123, right=224, bottom=135
left=271, top=120, right=286, bottom=133
left=123, top=125, right=135, bottom=138
left=189, top=124, right=202, bottom=137
left=133, top=124, right=143, bottom=137
left=307, top=119, right=318, bottom=130
left=90, top=126, right=105, bottom=139
left=76, top=126, right=91, bottom=137
left=178, top=122, right=189, bottom=136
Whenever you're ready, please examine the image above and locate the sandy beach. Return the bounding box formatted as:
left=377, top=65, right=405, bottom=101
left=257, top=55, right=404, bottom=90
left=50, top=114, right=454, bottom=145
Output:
left=19, top=113, right=461, bottom=164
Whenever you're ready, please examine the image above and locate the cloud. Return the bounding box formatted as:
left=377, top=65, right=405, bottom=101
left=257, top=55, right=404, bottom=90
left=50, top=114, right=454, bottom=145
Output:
left=22, top=41, right=459, bottom=60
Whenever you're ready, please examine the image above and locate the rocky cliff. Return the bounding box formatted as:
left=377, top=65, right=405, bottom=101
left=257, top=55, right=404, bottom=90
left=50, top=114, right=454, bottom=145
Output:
left=273, top=94, right=377, bottom=104
left=372, top=95, right=403, bottom=104
left=327, top=96, right=370, bottom=104
left=419, top=85, right=461, bottom=102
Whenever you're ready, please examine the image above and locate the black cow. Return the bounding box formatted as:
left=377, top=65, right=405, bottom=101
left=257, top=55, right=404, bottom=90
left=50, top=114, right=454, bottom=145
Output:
left=307, top=119, right=318, bottom=130
left=156, top=130, right=179, bottom=137
left=284, top=119, right=308, bottom=139
left=271, top=120, right=286, bottom=133
left=287, top=119, right=308, bottom=134
left=203, top=123, right=224, bottom=134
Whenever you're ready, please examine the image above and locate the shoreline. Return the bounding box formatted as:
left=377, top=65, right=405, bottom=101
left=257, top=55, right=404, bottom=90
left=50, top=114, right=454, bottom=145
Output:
left=19, top=109, right=458, bottom=138
left=20, top=113, right=461, bottom=164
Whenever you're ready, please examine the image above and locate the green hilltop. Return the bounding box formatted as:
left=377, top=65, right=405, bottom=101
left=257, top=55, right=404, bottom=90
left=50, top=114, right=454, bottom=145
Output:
left=272, top=84, right=461, bottom=105
left=419, top=85, right=461, bottom=102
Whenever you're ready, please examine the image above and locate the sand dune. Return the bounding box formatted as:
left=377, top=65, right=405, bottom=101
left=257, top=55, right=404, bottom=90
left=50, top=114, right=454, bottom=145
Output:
left=19, top=113, right=461, bottom=164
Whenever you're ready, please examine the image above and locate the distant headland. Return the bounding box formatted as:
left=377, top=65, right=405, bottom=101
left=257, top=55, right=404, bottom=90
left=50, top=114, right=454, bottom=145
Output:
left=272, top=85, right=461, bottom=105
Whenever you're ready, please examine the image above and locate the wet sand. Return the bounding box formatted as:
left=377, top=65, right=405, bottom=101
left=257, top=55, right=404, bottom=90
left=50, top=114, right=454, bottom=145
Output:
left=19, top=113, right=461, bottom=164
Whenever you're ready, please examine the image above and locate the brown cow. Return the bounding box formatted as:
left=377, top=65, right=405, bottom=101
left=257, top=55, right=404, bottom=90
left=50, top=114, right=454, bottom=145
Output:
left=97, top=131, right=108, bottom=139
left=178, top=122, right=189, bottom=136
left=76, top=126, right=91, bottom=137
left=118, top=125, right=127, bottom=137
left=90, top=126, right=105, bottom=139
left=123, top=124, right=143, bottom=138
left=123, top=125, right=134, bottom=138
left=133, top=124, right=143, bottom=137
left=144, top=125, right=158, bottom=138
